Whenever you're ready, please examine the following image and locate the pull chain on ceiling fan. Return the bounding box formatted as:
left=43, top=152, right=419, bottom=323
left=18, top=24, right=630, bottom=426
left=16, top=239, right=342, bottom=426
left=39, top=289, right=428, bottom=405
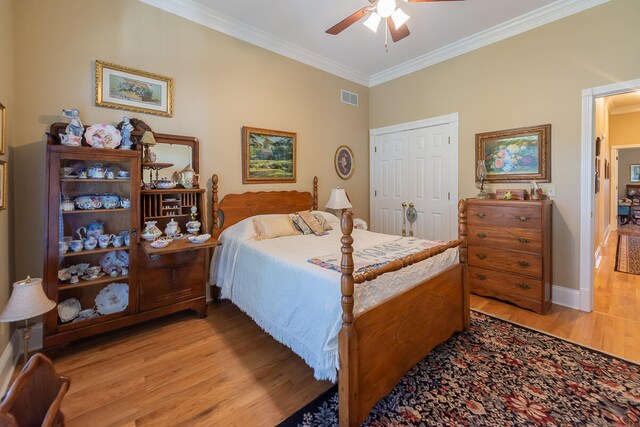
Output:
left=326, top=0, right=464, bottom=48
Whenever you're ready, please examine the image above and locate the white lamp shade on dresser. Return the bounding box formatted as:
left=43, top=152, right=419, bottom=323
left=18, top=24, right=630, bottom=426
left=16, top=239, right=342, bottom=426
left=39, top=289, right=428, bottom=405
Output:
left=325, top=188, right=352, bottom=210
left=0, top=277, right=56, bottom=322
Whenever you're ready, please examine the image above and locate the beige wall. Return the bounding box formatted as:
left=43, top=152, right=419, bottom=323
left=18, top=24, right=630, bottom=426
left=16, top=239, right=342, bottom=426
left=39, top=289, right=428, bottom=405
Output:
left=617, top=148, right=640, bottom=198
left=370, top=0, right=640, bottom=290
left=610, top=112, right=640, bottom=147
left=12, top=0, right=369, bottom=280
left=0, top=0, right=14, bottom=353
left=594, top=98, right=610, bottom=253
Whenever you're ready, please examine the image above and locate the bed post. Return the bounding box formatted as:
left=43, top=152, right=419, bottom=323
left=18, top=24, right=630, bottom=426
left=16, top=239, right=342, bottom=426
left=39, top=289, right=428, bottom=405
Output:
left=339, top=211, right=358, bottom=427
left=458, top=199, right=470, bottom=328
left=212, top=174, right=219, bottom=235
left=313, top=176, right=318, bottom=210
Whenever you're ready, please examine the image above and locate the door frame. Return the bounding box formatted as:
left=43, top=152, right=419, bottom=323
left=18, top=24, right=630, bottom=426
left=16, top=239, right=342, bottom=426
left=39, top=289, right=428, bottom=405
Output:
left=580, top=78, right=640, bottom=312
left=369, top=113, right=459, bottom=240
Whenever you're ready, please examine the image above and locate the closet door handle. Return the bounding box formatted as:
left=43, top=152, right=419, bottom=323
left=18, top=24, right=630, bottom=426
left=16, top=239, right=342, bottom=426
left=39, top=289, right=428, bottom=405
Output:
left=476, top=253, right=487, bottom=260
left=517, top=261, right=530, bottom=268
left=475, top=274, right=487, bottom=281
left=517, top=237, right=530, bottom=245
left=518, top=215, right=530, bottom=222
left=514, top=283, right=530, bottom=290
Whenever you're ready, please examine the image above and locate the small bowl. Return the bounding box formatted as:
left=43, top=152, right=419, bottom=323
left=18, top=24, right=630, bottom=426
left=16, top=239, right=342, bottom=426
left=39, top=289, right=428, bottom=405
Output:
left=151, top=237, right=173, bottom=249
left=188, top=234, right=211, bottom=244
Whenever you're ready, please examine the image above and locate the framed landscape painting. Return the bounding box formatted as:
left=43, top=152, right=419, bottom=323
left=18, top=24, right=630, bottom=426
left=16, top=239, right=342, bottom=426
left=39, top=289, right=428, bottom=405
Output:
left=242, top=127, right=296, bottom=184
left=476, top=124, right=551, bottom=183
left=95, top=60, right=174, bottom=117
left=631, top=164, right=640, bottom=182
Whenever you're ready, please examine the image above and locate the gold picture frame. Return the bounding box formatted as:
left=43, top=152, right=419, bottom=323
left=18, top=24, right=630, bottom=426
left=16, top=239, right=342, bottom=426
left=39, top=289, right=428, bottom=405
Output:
left=242, top=127, right=296, bottom=184
left=0, top=102, right=5, bottom=156
left=335, top=145, right=355, bottom=180
left=95, top=60, right=174, bottom=117
left=0, top=160, right=6, bottom=210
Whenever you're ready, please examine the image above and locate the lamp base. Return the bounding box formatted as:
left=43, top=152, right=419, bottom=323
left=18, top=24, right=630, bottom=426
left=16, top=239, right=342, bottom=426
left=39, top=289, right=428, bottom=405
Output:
left=476, top=190, right=490, bottom=199
left=21, top=321, right=31, bottom=366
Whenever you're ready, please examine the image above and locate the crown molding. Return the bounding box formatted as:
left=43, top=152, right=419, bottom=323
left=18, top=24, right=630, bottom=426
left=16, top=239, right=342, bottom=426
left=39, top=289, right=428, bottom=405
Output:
left=368, top=0, right=609, bottom=87
left=610, top=105, right=640, bottom=116
left=138, top=0, right=370, bottom=86
left=140, top=0, right=608, bottom=89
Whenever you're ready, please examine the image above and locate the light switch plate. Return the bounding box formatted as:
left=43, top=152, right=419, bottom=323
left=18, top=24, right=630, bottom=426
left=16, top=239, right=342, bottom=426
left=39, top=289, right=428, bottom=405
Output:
left=540, top=184, right=556, bottom=197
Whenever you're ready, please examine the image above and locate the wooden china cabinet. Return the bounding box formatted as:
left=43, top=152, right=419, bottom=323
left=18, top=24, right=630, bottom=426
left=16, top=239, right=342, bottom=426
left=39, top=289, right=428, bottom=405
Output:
left=43, top=124, right=215, bottom=348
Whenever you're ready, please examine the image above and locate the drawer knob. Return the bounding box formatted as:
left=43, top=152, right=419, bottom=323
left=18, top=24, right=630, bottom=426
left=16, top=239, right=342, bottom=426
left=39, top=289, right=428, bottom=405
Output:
left=476, top=253, right=487, bottom=260
left=475, top=212, right=486, bottom=219
left=517, top=261, right=530, bottom=268
left=518, top=215, right=530, bottom=222
left=515, top=283, right=530, bottom=290
left=150, top=255, right=161, bottom=261
left=517, top=237, right=530, bottom=245
left=477, top=233, right=487, bottom=239
left=476, top=274, right=487, bottom=280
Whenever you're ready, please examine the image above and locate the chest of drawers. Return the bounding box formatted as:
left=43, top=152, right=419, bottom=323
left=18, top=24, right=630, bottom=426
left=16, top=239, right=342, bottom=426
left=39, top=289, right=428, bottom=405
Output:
left=466, top=199, right=552, bottom=314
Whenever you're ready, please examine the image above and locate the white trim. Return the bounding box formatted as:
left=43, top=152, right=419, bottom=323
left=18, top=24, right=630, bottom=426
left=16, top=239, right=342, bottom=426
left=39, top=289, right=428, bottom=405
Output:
left=368, top=0, right=609, bottom=86
left=581, top=78, right=640, bottom=313
left=552, top=285, right=581, bottom=310
left=610, top=105, right=640, bottom=115
left=369, top=113, right=459, bottom=241
left=139, top=0, right=607, bottom=88
left=0, top=333, right=18, bottom=397
left=603, top=224, right=611, bottom=247
left=138, top=0, right=369, bottom=86
left=594, top=244, right=602, bottom=269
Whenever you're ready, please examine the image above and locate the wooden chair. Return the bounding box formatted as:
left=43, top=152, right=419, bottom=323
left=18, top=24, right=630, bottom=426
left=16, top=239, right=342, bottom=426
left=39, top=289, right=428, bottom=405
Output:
left=0, top=353, right=70, bottom=427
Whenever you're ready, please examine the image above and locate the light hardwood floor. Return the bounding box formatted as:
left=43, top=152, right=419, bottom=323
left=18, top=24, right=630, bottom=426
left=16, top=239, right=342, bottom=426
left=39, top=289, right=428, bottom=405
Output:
left=42, top=242, right=639, bottom=426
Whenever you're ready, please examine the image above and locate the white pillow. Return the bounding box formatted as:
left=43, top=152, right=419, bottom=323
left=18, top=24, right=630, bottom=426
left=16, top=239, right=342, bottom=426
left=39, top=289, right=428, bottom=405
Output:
left=253, top=215, right=300, bottom=240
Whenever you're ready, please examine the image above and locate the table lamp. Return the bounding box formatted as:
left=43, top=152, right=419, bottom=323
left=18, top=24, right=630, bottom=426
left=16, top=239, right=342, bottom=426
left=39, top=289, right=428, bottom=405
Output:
left=141, top=131, right=157, bottom=164
left=325, top=187, right=352, bottom=215
left=0, top=277, right=56, bottom=365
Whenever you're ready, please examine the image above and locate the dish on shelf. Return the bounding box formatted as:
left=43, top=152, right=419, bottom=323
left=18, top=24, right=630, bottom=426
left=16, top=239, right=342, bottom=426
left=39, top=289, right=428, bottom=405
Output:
left=95, top=283, right=129, bottom=315
left=115, top=176, right=130, bottom=180
left=98, top=194, right=121, bottom=209
left=188, top=234, right=211, bottom=244
left=81, top=272, right=106, bottom=281
left=58, top=263, right=90, bottom=281
left=57, top=298, right=81, bottom=323
left=150, top=237, right=173, bottom=249
left=84, top=124, right=122, bottom=149
left=62, top=174, right=78, bottom=179
left=73, top=308, right=99, bottom=323
left=74, top=195, right=102, bottom=210
left=154, top=178, right=176, bottom=189
left=99, top=250, right=129, bottom=275
left=163, top=198, right=179, bottom=202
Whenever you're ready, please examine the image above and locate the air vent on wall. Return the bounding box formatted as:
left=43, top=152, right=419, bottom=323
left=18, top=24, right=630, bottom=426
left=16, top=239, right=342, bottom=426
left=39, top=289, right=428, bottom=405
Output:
left=341, top=89, right=359, bottom=107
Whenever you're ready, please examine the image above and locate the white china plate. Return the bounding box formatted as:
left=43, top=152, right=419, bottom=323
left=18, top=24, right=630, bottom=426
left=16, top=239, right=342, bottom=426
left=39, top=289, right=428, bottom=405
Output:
left=95, top=283, right=129, bottom=315
left=84, top=124, right=122, bottom=149
left=57, top=298, right=81, bottom=322
left=151, top=238, right=172, bottom=249
left=115, top=176, right=130, bottom=180
left=81, top=272, right=106, bottom=281
left=62, top=174, right=78, bottom=179
left=188, top=234, right=211, bottom=244
left=73, top=308, right=99, bottom=323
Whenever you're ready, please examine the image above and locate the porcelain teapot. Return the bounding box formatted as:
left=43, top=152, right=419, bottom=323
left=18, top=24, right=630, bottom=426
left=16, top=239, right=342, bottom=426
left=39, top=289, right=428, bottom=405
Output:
left=76, top=219, right=105, bottom=240
left=87, top=163, right=106, bottom=179
left=164, top=218, right=180, bottom=237
left=174, top=164, right=199, bottom=189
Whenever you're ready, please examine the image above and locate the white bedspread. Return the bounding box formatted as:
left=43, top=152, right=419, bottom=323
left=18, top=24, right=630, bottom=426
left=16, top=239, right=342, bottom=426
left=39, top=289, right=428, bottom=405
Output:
left=210, top=215, right=459, bottom=382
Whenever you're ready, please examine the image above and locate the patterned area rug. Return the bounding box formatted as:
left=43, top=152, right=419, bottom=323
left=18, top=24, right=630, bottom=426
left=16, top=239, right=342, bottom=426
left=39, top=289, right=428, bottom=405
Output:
left=615, top=234, right=640, bottom=275
left=278, top=311, right=640, bottom=426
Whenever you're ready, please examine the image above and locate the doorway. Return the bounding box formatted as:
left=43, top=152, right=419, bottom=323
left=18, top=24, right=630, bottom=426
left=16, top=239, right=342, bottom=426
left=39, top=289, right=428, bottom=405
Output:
left=581, top=79, right=640, bottom=312
left=369, top=113, right=459, bottom=241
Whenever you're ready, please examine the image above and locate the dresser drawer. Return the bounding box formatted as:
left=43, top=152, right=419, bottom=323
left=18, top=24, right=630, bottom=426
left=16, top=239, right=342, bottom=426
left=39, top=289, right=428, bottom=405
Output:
left=468, top=204, right=541, bottom=229
left=469, top=266, right=542, bottom=300
left=468, top=245, right=542, bottom=278
left=468, top=225, right=542, bottom=253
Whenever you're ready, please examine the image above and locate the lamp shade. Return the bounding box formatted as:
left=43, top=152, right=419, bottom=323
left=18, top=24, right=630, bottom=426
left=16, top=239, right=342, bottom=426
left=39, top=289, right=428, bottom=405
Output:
left=0, top=277, right=56, bottom=322
left=141, top=131, right=157, bottom=146
left=325, top=188, right=352, bottom=210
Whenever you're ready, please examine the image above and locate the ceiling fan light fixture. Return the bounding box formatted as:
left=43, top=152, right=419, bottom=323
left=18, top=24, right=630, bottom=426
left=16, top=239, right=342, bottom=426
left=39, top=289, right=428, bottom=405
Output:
left=391, top=8, right=410, bottom=29
left=376, top=0, right=397, bottom=18
left=363, top=12, right=382, bottom=32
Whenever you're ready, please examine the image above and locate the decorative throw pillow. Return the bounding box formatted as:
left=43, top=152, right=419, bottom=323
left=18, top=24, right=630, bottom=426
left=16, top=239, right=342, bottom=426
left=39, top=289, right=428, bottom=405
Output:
left=291, top=214, right=313, bottom=235
left=297, top=211, right=327, bottom=236
left=253, top=215, right=300, bottom=240
left=313, top=213, right=333, bottom=232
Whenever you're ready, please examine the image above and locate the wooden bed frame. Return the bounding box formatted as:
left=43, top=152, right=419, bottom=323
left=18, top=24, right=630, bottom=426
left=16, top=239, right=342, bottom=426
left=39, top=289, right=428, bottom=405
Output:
left=211, top=174, right=469, bottom=426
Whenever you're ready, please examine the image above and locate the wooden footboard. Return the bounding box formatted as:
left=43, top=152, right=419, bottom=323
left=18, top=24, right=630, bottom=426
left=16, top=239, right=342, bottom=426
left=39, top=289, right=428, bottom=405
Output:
left=339, top=200, right=469, bottom=426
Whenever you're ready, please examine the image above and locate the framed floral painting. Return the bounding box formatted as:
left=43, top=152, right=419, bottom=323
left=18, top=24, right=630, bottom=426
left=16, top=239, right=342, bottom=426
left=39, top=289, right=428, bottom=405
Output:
left=242, top=127, right=296, bottom=184
left=476, top=124, right=551, bottom=183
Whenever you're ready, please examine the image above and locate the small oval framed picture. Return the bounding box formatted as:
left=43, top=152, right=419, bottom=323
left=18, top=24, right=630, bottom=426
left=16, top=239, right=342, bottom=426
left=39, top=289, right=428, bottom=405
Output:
left=335, top=145, right=354, bottom=180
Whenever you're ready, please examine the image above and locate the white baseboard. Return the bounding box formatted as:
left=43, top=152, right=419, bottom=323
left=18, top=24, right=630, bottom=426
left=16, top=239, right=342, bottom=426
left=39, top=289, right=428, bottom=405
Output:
left=552, top=285, right=582, bottom=310
left=604, top=224, right=611, bottom=245
left=0, top=323, right=45, bottom=397
left=594, top=244, right=602, bottom=269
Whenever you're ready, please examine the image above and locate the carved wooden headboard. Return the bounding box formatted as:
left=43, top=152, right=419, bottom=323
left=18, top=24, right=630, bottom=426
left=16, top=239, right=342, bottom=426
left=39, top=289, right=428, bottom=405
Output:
left=211, top=174, right=318, bottom=238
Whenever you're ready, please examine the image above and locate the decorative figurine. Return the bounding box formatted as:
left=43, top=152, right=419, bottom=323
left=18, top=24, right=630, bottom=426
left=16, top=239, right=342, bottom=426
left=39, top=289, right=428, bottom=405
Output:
left=62, top=109, right=84, bottom=137
left=119, top=116, right=134, bottom=150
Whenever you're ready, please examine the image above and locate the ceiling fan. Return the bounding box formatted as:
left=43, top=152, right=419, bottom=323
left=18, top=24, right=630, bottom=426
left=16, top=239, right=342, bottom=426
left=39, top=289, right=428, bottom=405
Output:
left=326, top=0, right=464, bottom=44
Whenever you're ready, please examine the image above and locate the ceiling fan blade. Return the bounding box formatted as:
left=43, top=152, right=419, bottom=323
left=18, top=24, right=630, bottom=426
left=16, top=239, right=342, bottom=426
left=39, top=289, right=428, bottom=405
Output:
left=326, top=7, right=370, bottom=35
left=387, top=18, right=410, bottom=42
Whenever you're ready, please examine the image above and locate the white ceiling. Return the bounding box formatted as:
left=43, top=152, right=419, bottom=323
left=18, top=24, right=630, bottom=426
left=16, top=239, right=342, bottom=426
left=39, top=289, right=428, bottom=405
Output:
left=140, top=0, right=609, bottom=86
left=607, top=92, right=640, bottom=115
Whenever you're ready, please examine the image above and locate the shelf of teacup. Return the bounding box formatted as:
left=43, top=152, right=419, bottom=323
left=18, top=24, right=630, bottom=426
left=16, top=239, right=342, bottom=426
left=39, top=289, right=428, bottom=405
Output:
left=57, top=310, right=128, bottom=333
left=62, top=208, right=130, bottom=215
left=63, top=246, right=129, bottom=257
left=58, top=275, right=129, bottom=290
left=60, top=179, right=130, bottom=183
